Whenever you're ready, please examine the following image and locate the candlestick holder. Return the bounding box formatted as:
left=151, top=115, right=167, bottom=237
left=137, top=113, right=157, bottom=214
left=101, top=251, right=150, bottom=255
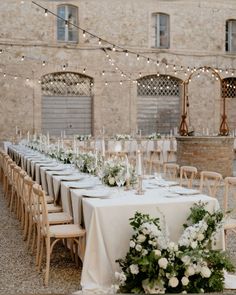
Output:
left=136, top=175, right=144, bottom=195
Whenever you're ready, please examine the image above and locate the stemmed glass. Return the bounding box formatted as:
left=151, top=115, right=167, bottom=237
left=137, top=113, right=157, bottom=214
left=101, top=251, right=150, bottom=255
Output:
left=115, top=170, right=126, bottom=196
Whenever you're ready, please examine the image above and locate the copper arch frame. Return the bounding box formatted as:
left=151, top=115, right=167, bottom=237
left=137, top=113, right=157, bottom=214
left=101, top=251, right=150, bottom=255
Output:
left=179, top=66, right=229, bottom=136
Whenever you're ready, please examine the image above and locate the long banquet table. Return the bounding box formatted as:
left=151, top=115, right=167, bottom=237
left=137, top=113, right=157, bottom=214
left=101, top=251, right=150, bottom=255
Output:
left=7, top=144, right=222, bottom=293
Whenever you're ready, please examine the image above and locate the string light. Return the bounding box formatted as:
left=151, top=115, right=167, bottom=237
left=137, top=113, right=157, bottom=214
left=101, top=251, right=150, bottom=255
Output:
left=156, top=61, right=160, bottom=67
left=139, top=72, right=142, bottom=77
left=120, top=81, right=122, bottom=85
left=125, top=50, right=128, bottom=57
left=21, top=55, right=25, bottom=61
left=65, top=20, right=68, bottom=27
left=31, top=1, right=236, bottom=82
left=83, top=68, right=86, bottom=73
left=14, top=76, right=18, bottom=80
left=83, top=30, right=86, bottom=38
left=44, top=9, right=48, bottom=16
left=42, top=60, right=46, bottom=66
left=105, top=81, right=108, bottom=86
left=147, top=58, right=150, bottom=64
left=3, top=73, right=6, bottom=77
left=62, top=65, right=66, bottom=71
left=102, top=70, right=105, bottom=76
left=98, top=38, right=102, bottom=45
left=0, top=49, right=2, bottom=54
left=112, top=45, right=116, bottom=51
left=26, top=77, right=29, bottom=82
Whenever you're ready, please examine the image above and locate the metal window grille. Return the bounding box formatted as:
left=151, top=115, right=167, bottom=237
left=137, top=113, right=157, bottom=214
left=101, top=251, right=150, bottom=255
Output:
left=137, top=75, right=180, bottom=96
left=41, top=72, right=93, bottom=96
left=222, top=78, right=236, bottom=98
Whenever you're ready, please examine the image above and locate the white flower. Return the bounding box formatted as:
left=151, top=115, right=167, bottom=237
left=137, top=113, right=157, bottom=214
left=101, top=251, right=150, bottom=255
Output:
left=197, top=233, right=205, bottom=241
left=115, top=272, right=127, bottom=284
left=142, top=280, right=165, bottom=294
left=200, top=289, right=204, bottom=293
left=185, top=265, right=195, bottom=276
left=191, top=241, right=198, bottom=249
left=108, top=177, right=115, bottom=185
left=135, top=244, right=142, bottom=252
left=169, top=277, right=179, bottom=288
left=181, top=276, right=189, bottom=286
left=168, top=242, right=178, bottom=252
left=182, top=291, right=187, bottom=294
left=181, top=255, right=191, bottom=265
left=200, top=266, right=211, bottom=278
left=153, top=249, right=161, bottom=257
left=130, top=264, right=139, bottom=275
left=158, top=257, right=168, bottom=269
left=137, top=234, right=146, bottom=243
left=130, top=240, right=135, bottom=248
left=142, top=249, right=148, bottom=256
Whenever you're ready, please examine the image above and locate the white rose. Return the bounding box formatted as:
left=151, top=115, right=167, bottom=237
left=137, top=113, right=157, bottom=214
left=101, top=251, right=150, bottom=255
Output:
left=185, top=265, right=195, bottom=276
left=137, top=234, right=146, bottom=243
left=200, top=289, right=204, bottom=293
left=135, top=244, right=142, bottom=252
left=168, top=242, right=179, bottom=252
left=181, top=255, right=191, bottom=265
left=158, top=257, right=168, bottom=269
left=109, top=177, right=115, bottom=185
left=181, top=276, right=189, bottom=286
left=130, top=264, right=139, bottom=275
left=200, top=266, right=211, bottom=278
left=169, top=277, right=179, bottom=288
left=142, top=249, right=148, bottom=256
left=154, top=249, right=161, bottom=257
left=197, top=233, right=205, bottom=241
left=191, top=241, right=198, bottom=249
left=130, top=240, right=135, bottom=248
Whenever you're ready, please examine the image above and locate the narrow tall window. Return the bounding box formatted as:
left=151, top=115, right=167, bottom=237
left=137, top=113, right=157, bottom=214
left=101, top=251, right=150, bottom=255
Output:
left=226, top=20, right=236, bottom=52
left=152, top=13, right=170, bottom=48
left=57, top=5, right=78, bottom=43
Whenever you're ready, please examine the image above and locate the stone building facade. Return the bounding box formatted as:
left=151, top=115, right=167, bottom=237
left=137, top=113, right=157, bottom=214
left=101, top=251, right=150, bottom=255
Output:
left=1, top=0, right=236, bottom=140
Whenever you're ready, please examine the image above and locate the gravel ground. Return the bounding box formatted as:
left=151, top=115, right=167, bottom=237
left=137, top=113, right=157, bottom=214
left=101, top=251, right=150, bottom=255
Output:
left=1, top=166, right=236, bottom=295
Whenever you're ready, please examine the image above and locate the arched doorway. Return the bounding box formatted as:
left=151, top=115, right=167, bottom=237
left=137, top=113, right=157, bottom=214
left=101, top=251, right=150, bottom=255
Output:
left=137, top=74, right=182, bottom=135
left=41, top=72, right=93, bottom=136
left=222, top=77, right=236, bottom=131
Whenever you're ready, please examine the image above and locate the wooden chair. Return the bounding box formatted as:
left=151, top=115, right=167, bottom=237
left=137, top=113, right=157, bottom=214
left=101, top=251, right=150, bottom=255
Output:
left=32, top=184, right=85, bottom=286
left=23, top=177, right=62, bottom=250
left=199, top=171, right=223, bottom=197
left=146, top=150, right=163, bottom=175
left=180, top=166, right=197, bottom=188
left=163, top=163, right=179, bottom=180
left=223, top=177, right=236, bottom=250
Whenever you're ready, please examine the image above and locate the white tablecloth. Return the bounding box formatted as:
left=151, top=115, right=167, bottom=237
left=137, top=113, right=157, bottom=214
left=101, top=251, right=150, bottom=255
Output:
left=7, top=144, right=225, bottom=292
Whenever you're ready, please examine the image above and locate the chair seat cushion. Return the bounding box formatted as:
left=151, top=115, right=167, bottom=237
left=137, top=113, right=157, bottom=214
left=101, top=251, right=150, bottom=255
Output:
left=47, top=224, right=86, bottom=238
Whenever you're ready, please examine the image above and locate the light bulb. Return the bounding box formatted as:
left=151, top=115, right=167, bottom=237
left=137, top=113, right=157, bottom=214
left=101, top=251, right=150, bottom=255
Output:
left=112, top=45, right=116, bottom=51
left=44, top=9, right=48, bottom=16
left=83, top=30, right=86, bottom=38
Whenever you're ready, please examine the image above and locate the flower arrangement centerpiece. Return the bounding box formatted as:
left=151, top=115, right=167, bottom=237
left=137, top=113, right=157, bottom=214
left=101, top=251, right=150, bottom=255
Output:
left=115, top=202, right=234, bottom=294
left=147, top=132, right=161, bottom=140
left=100, top=158, right=136, bottom=187
left=113, top=134, right=132, bottom=141
left=75, top=151, right=102, bottom=174
left=76, top=134, right=92, bottom=141
left=57, top=149, right=74, bottom=164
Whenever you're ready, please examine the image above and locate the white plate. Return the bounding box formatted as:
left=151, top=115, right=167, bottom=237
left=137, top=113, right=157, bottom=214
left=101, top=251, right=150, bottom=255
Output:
left=168, top=186, right=200, bottom=195
left=82, top=189, right=111, bottom=199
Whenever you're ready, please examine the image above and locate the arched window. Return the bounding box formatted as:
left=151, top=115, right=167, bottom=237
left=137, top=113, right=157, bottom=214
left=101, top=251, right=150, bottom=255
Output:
left=41, top=72, right=93, bottom=136
left=226, top=19, right=236, bottom=52
left=57, top=5, right=78, bottom=42
left=137, top=75, right=181, bottom=135
left=151, top=13, right=170, bottom=48
left=222, top=77, right=236, bottom=98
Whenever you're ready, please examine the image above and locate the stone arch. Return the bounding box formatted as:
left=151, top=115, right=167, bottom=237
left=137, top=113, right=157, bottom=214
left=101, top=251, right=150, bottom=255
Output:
left=137, top=74, right=182, bottom=135
left=41, top=72, right=93, bottom=136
